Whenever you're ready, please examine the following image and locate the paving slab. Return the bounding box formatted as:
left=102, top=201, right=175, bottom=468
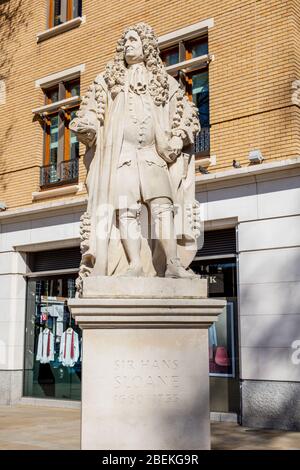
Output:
left=0, top=405, right=299, bottom=450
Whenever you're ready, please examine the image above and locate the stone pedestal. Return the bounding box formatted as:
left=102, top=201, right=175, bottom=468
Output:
left=69, top=277, right=226, bottom=450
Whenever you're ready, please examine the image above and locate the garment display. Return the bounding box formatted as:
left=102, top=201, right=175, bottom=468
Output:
left=56, top=320, right=64, bottom=338
left=24, top=275, right=82, bottom=401
left=215, top=346, right=230, bottom=367
left=208, top=323, right=218, bottom=361
left=80, top=337, right=82, bottom=362
left=36, top=328, right=55, bottom=364
left=59, top=328, right=80, bottom=367
left=40, top=312, right=48, bottom=322
left=40, top=305, right=53, bottom=316
left=208, top=324, right=218, bottom=348
left=51, top=303, right=64, bottom=319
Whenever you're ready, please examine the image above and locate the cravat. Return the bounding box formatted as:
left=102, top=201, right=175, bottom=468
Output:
left=128, top=64, right=147, bottom=95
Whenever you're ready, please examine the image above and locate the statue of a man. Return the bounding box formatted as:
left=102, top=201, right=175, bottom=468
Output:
left=70, top=23, right=201, bottom=293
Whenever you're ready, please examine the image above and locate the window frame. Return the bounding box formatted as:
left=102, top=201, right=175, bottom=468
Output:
left=160, top=35, right=211, bottom=158
left=41, top=78, right=80, bottom=188
left=47, top=0, right=82, bottom=30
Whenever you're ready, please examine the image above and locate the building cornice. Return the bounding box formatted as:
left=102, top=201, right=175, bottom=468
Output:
left=196, top=158, right=300, bottom=191
left=0, top=196, right=87, bottom=223
left=1, top=159, right=299, bottom=223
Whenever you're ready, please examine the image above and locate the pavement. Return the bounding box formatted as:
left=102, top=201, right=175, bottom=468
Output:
left=0, top=405, right=299, bottom=450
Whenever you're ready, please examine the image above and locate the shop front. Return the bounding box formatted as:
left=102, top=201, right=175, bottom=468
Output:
left=23, top=248, right=81, bottom=401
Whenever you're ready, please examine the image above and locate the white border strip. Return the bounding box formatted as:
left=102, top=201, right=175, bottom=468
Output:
left=36, top=16, right=86, bottom=43
left=166, top=54, right=213, bottom=75
left=32, top=96, right=81, bottom=114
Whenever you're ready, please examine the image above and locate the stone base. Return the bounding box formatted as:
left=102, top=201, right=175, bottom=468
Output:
left=83, top=276, right=208, bottom=298
left=69, top=277, right=226, bottom=450
left=242, top=380, right=300, bottom=431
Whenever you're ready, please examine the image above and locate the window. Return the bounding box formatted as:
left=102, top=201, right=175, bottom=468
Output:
left=24, top=248, right=81, bottom=401
left=41, top=78, right=80, bottom=187
left=24, top=273, right=81, bottom=401
left=187, top=70, right=209, bottom=155
left=160, top=46, right=179, bottom=67
left=48, top=0, right=82, bottom=29
left=161, top=36, right=210, bottom=157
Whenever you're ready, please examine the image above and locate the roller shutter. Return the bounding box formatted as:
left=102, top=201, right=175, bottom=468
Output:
left=29, top=247, right=81, bottom=272
left=196, top=228, right=236, bottom=257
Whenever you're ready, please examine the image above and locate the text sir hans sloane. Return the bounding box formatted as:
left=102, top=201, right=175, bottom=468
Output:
left=113, top=359, right=180, bottom=389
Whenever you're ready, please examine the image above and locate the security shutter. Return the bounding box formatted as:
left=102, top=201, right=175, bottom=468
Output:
left=29, top=247, right=81, bottom=272
left=196, top=228, right=236, bottom=257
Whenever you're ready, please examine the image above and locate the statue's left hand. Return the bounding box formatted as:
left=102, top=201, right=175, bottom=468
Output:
left=169, top=135, right=183, bottom=161
left=69, top=117, right=97, bottom=147
left=70, top=117, right=96, bottom=135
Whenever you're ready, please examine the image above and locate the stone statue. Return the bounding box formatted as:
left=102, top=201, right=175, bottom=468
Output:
left=70, top=22, right=201, bottom=294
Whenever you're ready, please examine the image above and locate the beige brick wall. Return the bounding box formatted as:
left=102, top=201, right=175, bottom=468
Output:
left=290, top=0, right=300, bottom=156
left=0, top=0, right=299, bottom=210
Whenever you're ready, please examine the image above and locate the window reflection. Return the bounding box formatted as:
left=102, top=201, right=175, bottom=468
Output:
left=69, top=109, right=79, bottom=159
left=191, top=71, right=209, bottom=128
left=53, top=0, right=63, bottom=27
left=24, top=275, right=82, bottom=401
left=160, top=46, right=179, bottom=66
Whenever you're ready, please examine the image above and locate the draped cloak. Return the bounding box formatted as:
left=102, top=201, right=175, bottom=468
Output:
left=71, top=71, right=200, bottom=279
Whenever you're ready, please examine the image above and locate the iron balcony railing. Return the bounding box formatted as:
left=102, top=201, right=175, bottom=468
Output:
left=40, top=159, right=79, bottom=187
left=194, top=126, right=210, bottom=155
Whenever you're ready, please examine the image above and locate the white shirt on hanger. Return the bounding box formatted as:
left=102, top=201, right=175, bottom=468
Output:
left=36, top=328, right=54, bottom=364
left=59, top=328, right=79, bottom=367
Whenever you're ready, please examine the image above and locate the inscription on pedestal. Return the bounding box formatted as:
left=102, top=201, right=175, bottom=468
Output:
left=113, top=359, right=181, bottom=405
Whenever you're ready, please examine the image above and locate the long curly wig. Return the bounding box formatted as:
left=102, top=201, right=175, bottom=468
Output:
left=104, top=22, right=169, bottom=106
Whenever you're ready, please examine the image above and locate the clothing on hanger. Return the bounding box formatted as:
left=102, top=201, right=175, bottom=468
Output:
left=208, top=323, right=218, bottom=348
left=56, top=320, right=64, bottom=338
left=59, top=328, right=79, bottom=367
left=40, top=305, right=53, bottom=316
left=79, top=337, right=82, bottom=362
left=40, top=312, right=48, bottom=323
left=51, top=303, right=64, bottom=319
left=36, top=328, right=54, bottom=364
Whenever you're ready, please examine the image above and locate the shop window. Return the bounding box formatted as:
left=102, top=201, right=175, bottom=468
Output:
left=160, top=36, right=210, bottom=156
left=191, top=259, right=237, bottom=378
left=191, top=226, right=240, bottom=414
left=41, top=78, right=80, bottom=187
left=24, top=274, right=82, bottom=401
left=48, top=0, right=82, bottom=29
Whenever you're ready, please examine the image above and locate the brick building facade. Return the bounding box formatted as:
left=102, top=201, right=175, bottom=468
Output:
left=0, top=0, right=300, bottom=430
